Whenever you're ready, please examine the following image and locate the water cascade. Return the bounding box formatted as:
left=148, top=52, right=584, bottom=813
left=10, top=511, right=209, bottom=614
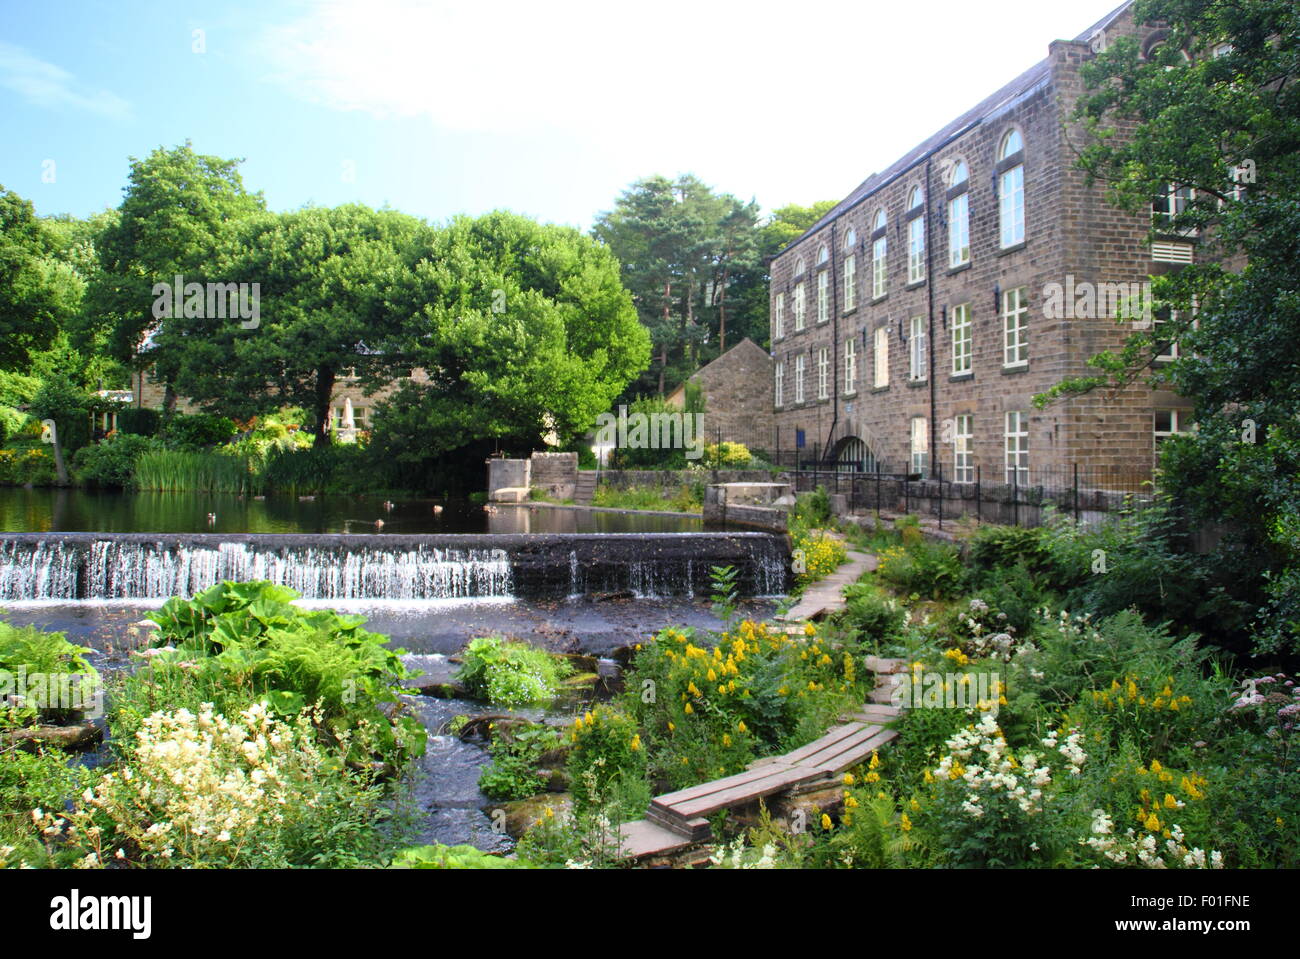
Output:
left=0, top=532, right=789, bottom=602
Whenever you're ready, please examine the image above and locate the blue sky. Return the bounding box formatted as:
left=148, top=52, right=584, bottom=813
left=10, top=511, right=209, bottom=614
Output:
left=2, top=0, right=1129, bottom=230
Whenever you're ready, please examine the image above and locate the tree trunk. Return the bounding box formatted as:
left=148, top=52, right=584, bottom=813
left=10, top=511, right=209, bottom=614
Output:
left=718, top=264, right=730, bottom=354
left=658, top=281, right=671, bottom=396
left=163, top=382, right=177, bottom=414
left=313, top=367, right=336, bottom=446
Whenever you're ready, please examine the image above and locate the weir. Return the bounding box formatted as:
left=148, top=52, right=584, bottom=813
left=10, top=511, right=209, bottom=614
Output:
left=0, top=532, right=789, bottom=602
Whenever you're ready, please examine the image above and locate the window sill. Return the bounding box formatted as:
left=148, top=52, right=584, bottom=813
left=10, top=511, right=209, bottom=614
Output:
left=996, top=241, right=1027, bottom=257
left=905, top=278, right=926, bottom=291
left=1001, top=363, right=1029, bottom=375
left=871, top=294, right=888, bottom=306
left=871, top=385, right=890, bottom=394
left=946, top=261, right=972, bottom=276
left=841, top=306, right=858, bottom=317
left=950, top=371, right=974, bottom=382
left=906, top=377, right=928, bottom=388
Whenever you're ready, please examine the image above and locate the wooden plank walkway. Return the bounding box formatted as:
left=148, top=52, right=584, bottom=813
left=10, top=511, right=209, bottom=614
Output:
left=776, top=544, right=877, bottom=625
left=619, top=656, right=906, bottom=860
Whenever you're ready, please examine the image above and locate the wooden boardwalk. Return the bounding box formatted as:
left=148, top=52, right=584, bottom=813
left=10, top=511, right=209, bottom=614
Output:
left=619, top=658, right=905, bottom=860
left=776, top=544, right=877, bottom=625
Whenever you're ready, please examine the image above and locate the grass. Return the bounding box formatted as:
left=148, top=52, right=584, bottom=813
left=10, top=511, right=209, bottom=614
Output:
left=133, top=450, right=261, bottom=494
left=590, top=482, right=703, bottom=513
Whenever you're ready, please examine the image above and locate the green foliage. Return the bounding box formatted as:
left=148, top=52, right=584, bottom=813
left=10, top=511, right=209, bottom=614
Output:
left=0, top=620, right=100, bottom=726
left=391, top=844, right=532, bottom=869
left=478, top=724, right=564, bottom=801
left=115, top=406, right=161, bottom=437
left=455, top=636, right=572, bottom=708
left=260, top=443, right=372, bottom=495
left=701, top=441, right=752, bottom=468
left=789, top=487, right=832, bottom=529
left=0, top=745, right=93, bottom=868
left=133, top=449, right=258, bottom=494
left=118, top=580, right=426, bottom=768
left=837, top=582, right=908, bottom=649
left=875, top=540, right=965, bottom=600
left=0, top=186, right=82, bottom=369
left=566, top=705, right=648, bottom=817
left=375, top=210, right=649, bottom=469
left=709, top=564, right=739, bottom=621
left=590, top=482, right=702, bottom=513
left=159, top=412, right=238, bottom=451
left=72, top=433, right=158, bottom=488
left=628, top=622, right=863, bottom=790
left=0, top=448, right=55, bottom=487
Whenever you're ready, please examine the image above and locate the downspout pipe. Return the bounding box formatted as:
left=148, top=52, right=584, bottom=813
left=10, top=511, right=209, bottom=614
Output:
left=821, top=221, right=839, bottom=467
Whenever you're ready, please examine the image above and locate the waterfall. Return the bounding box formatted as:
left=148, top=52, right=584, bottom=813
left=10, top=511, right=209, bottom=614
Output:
left=0, top=532, right=790, bottom=602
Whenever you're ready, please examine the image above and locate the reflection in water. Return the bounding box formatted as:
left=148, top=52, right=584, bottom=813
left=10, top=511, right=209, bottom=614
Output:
left=0, top=488, right=705, bottom=535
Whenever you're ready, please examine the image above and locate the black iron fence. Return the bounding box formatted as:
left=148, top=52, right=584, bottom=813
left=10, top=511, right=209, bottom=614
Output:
left=781, top=462, right=1158, bottom=531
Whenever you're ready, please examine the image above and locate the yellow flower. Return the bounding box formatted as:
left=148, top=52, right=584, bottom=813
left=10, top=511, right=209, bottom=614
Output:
left=864, top=771, right=880, bottom=783
left=804, top=623, right=816, bottom=637
left=684, top=703, right=694, bottom=715
left=844, top=793, right=858, bottom=808
left=737, top=721, right=747, bottom=734
left=1163, top=793, right=1178, bottom=809
left=630, top=735, right=641, bottom=751
left=869, top=751, right=880, bottom=770
left=667, top=721, right=675, bottom=732
left=821, top=814, right=832, bottom=831
left=1144, top=813, right=1161, bottom=831
left=722, top=734, right=732, bottom=747
left=900, top=813, right=912, bottom=832
left=545, top=806, right=554, bottom=818
left=1150, top=759, right=1163, bottom=774
left=843, top=773, right=855, bottom=786
left=923, top=769, right=935, bottom=784
left=910, top=798, right=921, bottom=812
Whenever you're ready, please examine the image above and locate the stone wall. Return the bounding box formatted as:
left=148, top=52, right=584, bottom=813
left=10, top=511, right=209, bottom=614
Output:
left=529, top=451, right=577, bottom=501
left=597, top=469, right=788, bottom=489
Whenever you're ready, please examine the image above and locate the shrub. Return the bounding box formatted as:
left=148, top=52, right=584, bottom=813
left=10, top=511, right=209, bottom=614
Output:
left=790, top=487, right=832, bottom=529
left=876, top=540, right=965, bottom=599
left=72, top=433, right=158, bottom=488
left=455, top=636, right=571, bottom=707
left=115, top=407, right=161, bottom=437
left=628, top=622, right=863, bottom=789
left=124, top=580, right=426, bottom=768
left=567, top=705, right=648, bottom=817
left=838, top=582, right=908, bottom=646
left=701, top=441, right=752, bottom=468
left=46, top=702, right=398, bottom=868
left=479, top=724, right=564, bottom=801
left=159, top=412, right=238, bottom=451
left=0, top=620, right=99, bottom=726
left=0, top=448, right=55, bottom=486
left=792, top=530, right=847, bottom=584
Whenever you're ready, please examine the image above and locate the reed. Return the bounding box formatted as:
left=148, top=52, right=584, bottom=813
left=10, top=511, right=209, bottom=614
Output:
left=133, top=450, right=262, bottom=494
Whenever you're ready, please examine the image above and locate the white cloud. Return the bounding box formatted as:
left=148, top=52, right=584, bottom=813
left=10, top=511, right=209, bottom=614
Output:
left=0, top=41, right=132, bottom=120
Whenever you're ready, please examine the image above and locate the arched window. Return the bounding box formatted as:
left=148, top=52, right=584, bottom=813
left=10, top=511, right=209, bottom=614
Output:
left=842, top=229, right=857, bottom=311
left=817, top=244, right=829, bottom=265
left=947, top=160, right=971, bottom=267
left=794, top=256, right=806, bottom=276
left=906, top=186, right=926, bottom=283
left=871, top=209, right=888, bottom=299
left=998, top=130, right=1025, bottom=248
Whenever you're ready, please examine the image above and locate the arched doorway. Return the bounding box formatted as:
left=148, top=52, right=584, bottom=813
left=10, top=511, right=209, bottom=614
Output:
left=831, top=436, right=878, bottom=473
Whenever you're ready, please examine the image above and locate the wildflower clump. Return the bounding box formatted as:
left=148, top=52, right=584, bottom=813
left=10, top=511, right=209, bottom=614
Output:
left=47, top=702, right=388, bottom=868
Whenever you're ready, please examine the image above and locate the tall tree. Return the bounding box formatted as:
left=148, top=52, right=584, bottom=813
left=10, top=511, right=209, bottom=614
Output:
left=157, top=204, right=423, bottom=445
left=86, top=142, right=265, bottom=406
left=0, top=187, right=83, bottom=370
left=373, top=211, right=649, bottom=471
left=1040, top=0, right=1300, bottom=653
